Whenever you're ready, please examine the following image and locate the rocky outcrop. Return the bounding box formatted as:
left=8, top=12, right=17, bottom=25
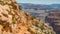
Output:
left=0, top=0, right=55, bottom=34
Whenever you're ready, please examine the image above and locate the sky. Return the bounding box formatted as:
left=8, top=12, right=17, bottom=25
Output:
left=16, top=0, right=60, bottom=4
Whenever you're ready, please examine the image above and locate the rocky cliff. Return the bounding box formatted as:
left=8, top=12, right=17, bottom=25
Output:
left=0, top=0, right=55, bottom=34
left=45, top=9, right=60, bottom=34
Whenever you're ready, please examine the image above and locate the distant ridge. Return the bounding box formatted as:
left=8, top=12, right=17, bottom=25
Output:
left=19, top=3, right=60, bottom=10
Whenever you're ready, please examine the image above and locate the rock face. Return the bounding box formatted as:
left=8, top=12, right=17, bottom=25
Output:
left=45, top=9, right=60, bottom=34
left=0, top=0, right=55, bottom=34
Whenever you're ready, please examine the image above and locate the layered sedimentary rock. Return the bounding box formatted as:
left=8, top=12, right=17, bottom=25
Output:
left=45, top=9, right=60, bottom=34
left=0, top=0, right=55, bottom=34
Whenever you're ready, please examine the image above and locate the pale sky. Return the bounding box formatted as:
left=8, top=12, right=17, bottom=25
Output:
left=16, top=0, right=60, bottom=4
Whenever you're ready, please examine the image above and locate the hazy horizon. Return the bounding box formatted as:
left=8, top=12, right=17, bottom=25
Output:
left=18, top=3, right=60, bottom=5
left=16, top=0, right=60, bottom=5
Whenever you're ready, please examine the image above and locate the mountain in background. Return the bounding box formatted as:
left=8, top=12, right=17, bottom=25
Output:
left=19, top=3, right=60, bottom=10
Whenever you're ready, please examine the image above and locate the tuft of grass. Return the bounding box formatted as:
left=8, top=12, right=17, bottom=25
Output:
left=12, top=19, right=16, bottom=24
